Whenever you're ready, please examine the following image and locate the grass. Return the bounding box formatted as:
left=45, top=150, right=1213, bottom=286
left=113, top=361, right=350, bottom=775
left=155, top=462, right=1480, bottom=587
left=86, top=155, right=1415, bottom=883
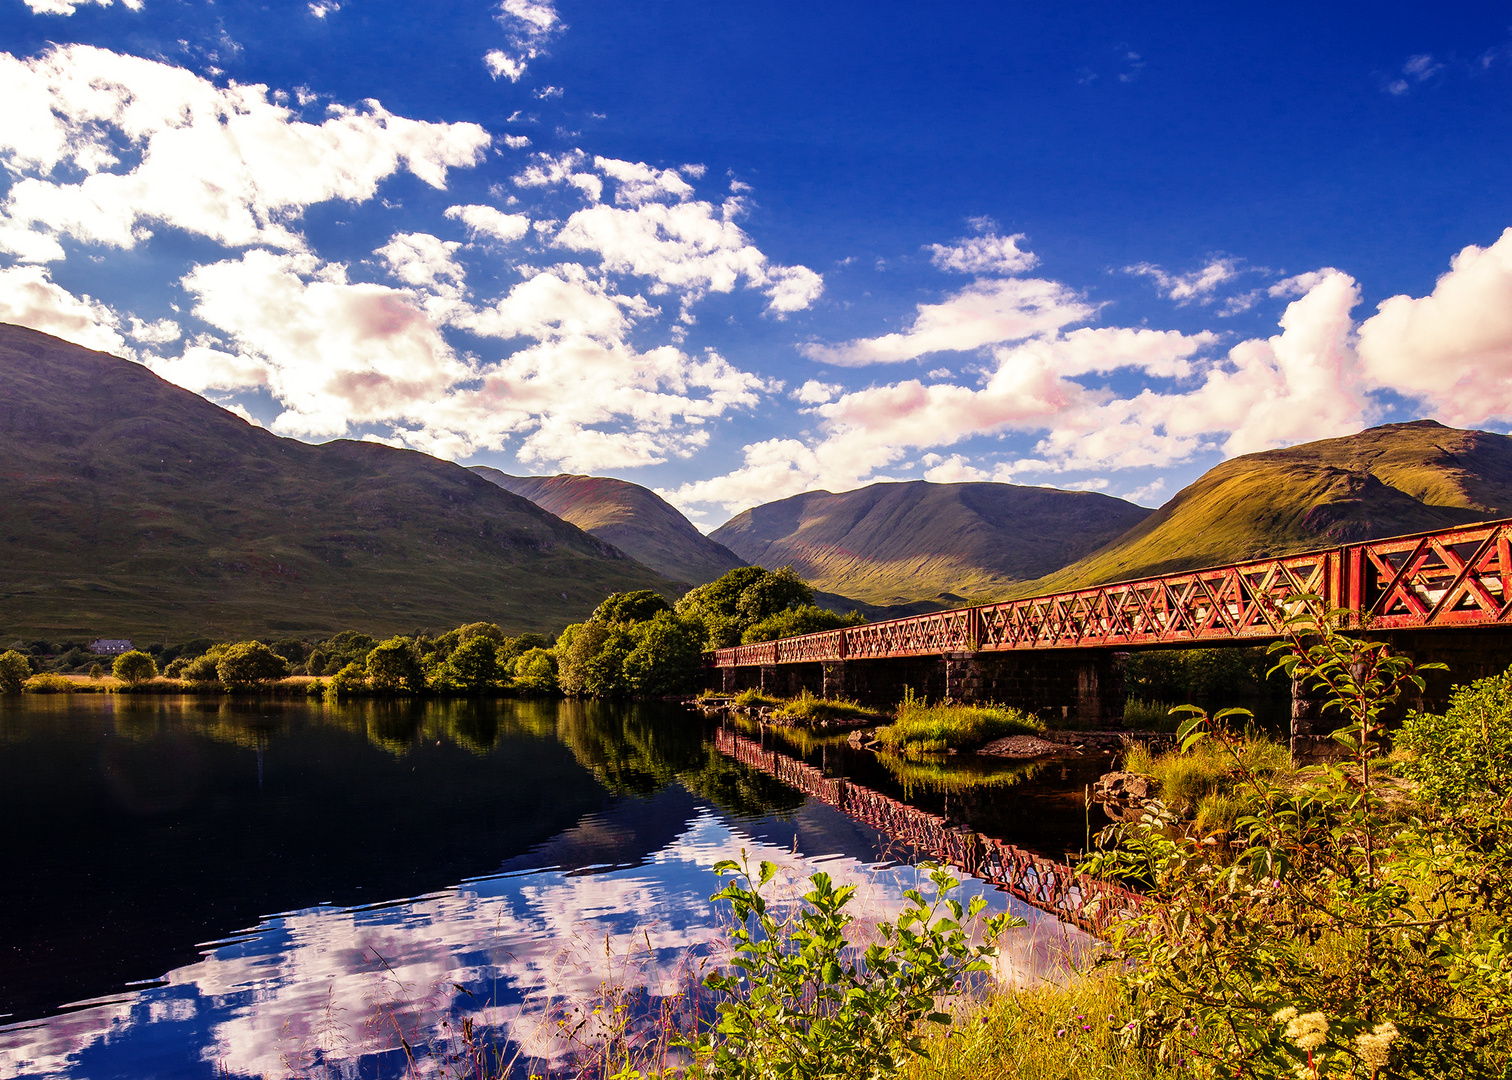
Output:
left=904, top=969, right=1184, bottom=1080
left=733, top=688, right=783, bottom=709
left=872, top=693, right=1040, bottom=756
left=1121, top=730, right=1292, bottom=834
left=1123, top=697, right=1180, bottom=731
left=772, top=689, right=880, bottom=726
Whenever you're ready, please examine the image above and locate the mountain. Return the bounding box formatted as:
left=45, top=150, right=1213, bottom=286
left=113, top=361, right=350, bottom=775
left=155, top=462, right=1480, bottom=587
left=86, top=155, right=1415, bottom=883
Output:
left=1024, top=420, right=1512, bottom=595
left=0, top=324, right=671, bottom=642
left=471, top=469, right=745, bottom=585
left=709, top=481, right=1154, bottom=606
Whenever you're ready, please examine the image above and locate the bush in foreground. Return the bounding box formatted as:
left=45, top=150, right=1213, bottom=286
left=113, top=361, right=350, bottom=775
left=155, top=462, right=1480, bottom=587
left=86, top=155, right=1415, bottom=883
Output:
left=873, top=693, right=1040, bottom=756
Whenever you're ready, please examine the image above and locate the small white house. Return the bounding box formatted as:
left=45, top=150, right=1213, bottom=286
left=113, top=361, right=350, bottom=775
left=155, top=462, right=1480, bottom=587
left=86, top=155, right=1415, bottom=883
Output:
left=91, top=639, right=133, bottom=655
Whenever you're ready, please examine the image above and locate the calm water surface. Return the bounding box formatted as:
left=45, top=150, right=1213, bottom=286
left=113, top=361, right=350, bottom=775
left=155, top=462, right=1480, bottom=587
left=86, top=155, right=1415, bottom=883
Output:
left=0, top=696, right=1095, bottom=1078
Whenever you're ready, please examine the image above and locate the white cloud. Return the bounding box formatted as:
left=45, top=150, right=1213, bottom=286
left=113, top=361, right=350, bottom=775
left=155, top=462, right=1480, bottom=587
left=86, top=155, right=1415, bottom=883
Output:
left=793, top=380, right=840, bottom=404
left=549, top=164, right=823, bottom=314
left=799, top=278, right=1093, bottom=366
left=446, top=203, right=532, bottom=243
left=21, top=0, right=141, bottom=14
left=0, top=46, right=490, bottom=261
left=928, top=231, right=1038, bottom=275
left=0, top=264, right=126, bottom=353
left=1357, top=227, right=1512, bottom=426
left=127, top=316, right=181, bottom=344
left=667, top=273, right=1365, bottom=516
left=503, top=133, right=532, bottom=149
left=485, top=0, right=561, bottom=82
left=1126, top=258, right=1240, bottom=303
left=376, top=231, right=464, bottom=290
left=307, top=1, right=340, bottom=16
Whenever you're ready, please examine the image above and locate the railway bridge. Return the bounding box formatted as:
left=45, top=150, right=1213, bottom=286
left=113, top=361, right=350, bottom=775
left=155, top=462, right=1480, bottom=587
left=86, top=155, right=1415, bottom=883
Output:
left=708, top=519, right=1512, bottom=757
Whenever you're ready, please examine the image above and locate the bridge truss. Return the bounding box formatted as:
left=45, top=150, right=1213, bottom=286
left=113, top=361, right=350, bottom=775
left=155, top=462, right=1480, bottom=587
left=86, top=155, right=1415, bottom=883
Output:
left=712, top=519, right=1512, bottom=667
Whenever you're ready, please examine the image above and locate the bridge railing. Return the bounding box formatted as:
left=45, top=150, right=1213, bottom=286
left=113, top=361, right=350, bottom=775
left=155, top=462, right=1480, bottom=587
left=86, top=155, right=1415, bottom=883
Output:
left=713, top=728, right=1142, bottom=937
left=711, top=518, right=1512, bottom=667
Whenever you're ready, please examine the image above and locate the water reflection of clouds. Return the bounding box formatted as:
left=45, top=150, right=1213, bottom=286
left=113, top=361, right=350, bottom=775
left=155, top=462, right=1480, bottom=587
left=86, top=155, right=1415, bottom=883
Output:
left=0, top=807, right=1091, bottom=1078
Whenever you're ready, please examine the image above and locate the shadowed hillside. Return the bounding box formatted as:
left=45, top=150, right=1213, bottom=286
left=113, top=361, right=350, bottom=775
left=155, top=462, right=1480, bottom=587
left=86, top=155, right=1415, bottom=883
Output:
left=1021, top=420, right=1512, bottom=595
left=709, top=481, right=1153, bottom=606
left=0, top=324, right=671, bottom=641
left=472, top=468, right=745, bottom=585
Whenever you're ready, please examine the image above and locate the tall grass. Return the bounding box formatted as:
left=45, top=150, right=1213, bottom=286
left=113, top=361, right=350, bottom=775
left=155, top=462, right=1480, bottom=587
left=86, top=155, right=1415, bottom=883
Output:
left=873, top=692, right=1040, bottom=756
left=1122, top=697, right=1180, bottom=731
left=904, top=969, right=1185, bottom=1080
left=773, top=689, right=879, bottom=725
left=1121, top=730, right=1291, bottom=833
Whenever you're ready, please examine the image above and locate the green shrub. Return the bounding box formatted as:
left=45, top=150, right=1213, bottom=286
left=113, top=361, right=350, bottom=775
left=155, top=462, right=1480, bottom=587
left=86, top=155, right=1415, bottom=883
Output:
left=512, top=647, right=558, bottom=694
left=329, top=661, right=367, bottom=695
left=0, top=650, right=30, bottom=693
left=177, top=653, right=221, bottom=682
left=873, top=693, right=1039, bottom=756
left=1083, top=601, right=1512, bottom=1078
left=689, top=859, right=1019, bottom=1080
left=732, top=688, right=782, bottom=708
left=23, top=672, right=74, bottom=694
left=1397, top=666, right=1512, bottom=811
left=435, top=634, right=505, bottom=692
left=364, top=637, right=422, bottom=692
left=216, top=641, right=289, bottom=686
left=112, top=649, right=157, bottom=687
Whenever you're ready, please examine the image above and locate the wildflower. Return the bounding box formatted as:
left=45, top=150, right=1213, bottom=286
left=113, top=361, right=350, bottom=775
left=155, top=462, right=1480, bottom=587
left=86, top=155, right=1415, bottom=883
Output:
left=1355, top=1021, right=1399, bottom=1071
left=1283, top=1010, right=1329, bottom=1052
left=1273, top=1005, right=1298, bottom=1023
left=1055, top=1028, right=1066, bottom=1038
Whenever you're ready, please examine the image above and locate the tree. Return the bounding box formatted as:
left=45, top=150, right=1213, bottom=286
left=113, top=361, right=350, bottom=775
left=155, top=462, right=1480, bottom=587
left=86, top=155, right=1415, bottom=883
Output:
left=624, top=612, right=704, bottom=695
left=0, top=650, right=30, bottom=694
left=439, top=634, right=502, bottom=692
left=365, top=637, right=422, bottom=692
left=513, top=647, right=559, bottom=694
left=556, top=621, right=607, bottom=696
left=112, top=650, right=158, bottom=686
left=677, top=565, right=818, bottom=649
left=455, top=621, right=506, bottom=644
left=741, top=605, right=865, bottom=644
left=215, top=641, right=289, bottom=687
left=593, top=590, right=672, bottom=625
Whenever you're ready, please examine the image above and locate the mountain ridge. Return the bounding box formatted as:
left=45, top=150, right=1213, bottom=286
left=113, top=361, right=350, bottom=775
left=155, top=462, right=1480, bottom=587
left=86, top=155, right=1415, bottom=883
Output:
left=0, top=323, right=671, bottom=641
left=710, top=480, right=1154, bottom=606
left=470, top=468, right=745, bottom=585
left=1017, top=420, right=1512, bottom=596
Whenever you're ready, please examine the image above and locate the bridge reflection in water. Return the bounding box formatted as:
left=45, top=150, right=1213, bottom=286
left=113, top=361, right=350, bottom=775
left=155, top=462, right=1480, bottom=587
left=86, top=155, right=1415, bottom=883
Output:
left=713, top=727, right=1141, bottom=938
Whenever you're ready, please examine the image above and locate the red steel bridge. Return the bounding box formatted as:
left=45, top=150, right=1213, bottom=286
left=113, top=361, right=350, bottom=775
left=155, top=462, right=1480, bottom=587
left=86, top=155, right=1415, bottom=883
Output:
left=712, top=518, right=1512, bottom=668
left=707, top=519, right=1512, bottom=733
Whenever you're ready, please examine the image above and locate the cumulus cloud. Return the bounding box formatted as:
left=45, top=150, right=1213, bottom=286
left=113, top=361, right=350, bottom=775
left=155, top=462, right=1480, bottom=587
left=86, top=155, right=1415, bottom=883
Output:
left=446, top=204, right=532, bottom=243
left=484, top=0, right=561, bottom=82
left=0, top=265, right=126, bottom=353
left=794, top=380, right=841, bottom=404
left=0, top=45, right=490, bottom=262
left=667, top=273, right=1369, bottom=516
left=800, top=278, right=1094, bottom=366
left=534, top=156, right=823, bottom=315
left=928, top=230, right=1038, bottom=275
left=1357, top=228, right=1512, bottom=425
left=21, top=0, right=140, bottom=14
left=1126, top=258, right=1240, bottom=303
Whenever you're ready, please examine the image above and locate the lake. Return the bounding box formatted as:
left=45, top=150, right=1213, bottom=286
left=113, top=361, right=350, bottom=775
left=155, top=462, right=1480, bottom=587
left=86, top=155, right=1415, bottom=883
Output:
left=0, top=695, right=1101, bottom=1078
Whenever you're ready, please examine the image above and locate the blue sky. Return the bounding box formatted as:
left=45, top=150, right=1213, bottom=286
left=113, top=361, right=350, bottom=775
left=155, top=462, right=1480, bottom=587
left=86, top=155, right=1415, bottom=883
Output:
left=1, top=1, right=1510, bottom=527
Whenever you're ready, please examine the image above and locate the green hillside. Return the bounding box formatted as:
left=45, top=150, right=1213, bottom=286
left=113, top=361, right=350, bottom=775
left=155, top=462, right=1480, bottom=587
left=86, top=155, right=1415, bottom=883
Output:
left=1021, top=420, right=1512, bottom=595
left=0, top=324, right=671, bottom=642
left=709, top=481, right=1153, bottom=606
left=472, top=468, right=746, bottom=585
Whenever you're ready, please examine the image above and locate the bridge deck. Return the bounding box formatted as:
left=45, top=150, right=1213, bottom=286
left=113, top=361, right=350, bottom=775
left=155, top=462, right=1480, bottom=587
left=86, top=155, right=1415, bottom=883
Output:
left=714, top=727, right=1141, bottom=937
left=711, top=518, right=1512, bottom=667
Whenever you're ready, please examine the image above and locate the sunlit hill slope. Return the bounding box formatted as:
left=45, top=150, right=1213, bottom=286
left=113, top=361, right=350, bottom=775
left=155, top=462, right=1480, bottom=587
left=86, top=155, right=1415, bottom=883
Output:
left=0, top=324, right=671, bottom=641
